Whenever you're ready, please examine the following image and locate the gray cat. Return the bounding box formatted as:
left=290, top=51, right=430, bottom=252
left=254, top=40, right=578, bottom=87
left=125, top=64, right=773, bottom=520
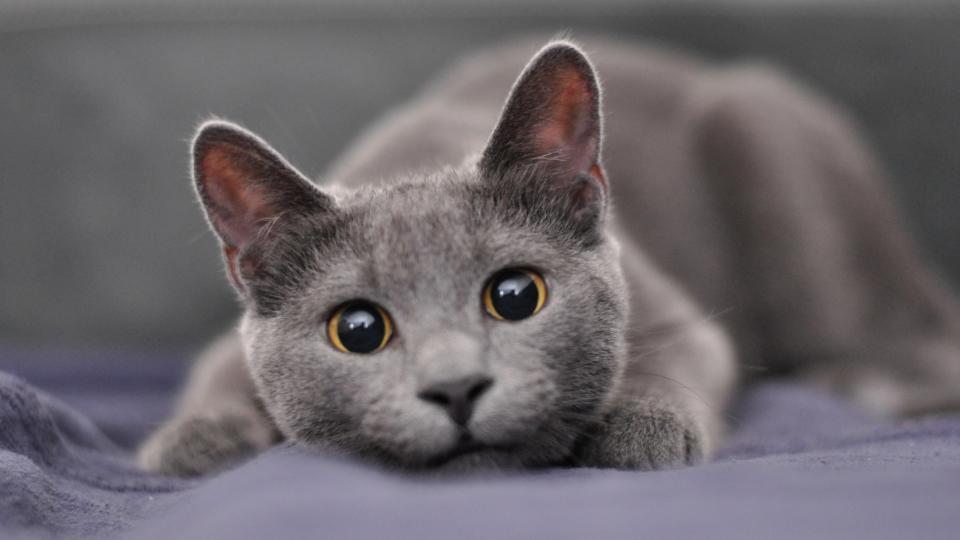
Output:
left=138, top=37, right=960, bottom=477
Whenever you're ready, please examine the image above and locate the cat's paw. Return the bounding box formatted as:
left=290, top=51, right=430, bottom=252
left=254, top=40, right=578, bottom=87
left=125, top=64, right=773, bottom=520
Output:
left=137, top=413, right=274, bottom=477
left=577, top=402, right=706, bottom=470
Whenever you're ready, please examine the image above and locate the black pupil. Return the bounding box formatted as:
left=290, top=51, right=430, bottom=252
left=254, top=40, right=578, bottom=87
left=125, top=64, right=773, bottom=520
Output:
left=491, top=270, right=539, bottom=320
left=337, top=303, right=385, bottom=353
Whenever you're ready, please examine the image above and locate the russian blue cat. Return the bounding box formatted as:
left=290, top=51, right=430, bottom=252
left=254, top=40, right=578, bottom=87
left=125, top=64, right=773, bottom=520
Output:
left=139, top=37, right=960, bottom=476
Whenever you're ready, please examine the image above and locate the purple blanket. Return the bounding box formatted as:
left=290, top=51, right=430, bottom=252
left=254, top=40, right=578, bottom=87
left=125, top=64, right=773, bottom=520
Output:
left=1, top=346, right=959, bottom=539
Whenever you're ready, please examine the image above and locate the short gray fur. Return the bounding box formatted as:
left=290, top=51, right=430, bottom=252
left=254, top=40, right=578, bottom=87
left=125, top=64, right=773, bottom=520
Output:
left=138, top=37, right=960, bottom=477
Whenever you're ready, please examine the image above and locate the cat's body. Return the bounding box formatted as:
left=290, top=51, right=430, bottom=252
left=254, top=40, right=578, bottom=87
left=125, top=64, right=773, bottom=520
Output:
left=139, top=38, right=960, bottom=477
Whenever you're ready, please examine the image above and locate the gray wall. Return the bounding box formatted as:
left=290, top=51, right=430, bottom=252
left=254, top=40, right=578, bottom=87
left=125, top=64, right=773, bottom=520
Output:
left=2, top=1, right=959, bottom=348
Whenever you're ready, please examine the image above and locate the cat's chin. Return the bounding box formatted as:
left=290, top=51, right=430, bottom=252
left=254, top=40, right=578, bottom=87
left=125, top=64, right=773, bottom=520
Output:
left=426, top=448, right=522, bottom=475
left=417, top=437, right=524, bottom=474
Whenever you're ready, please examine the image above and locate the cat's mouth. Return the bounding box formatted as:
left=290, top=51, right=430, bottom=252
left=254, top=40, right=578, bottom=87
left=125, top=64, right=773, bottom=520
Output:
left=424, top=432, right=514, bottom=468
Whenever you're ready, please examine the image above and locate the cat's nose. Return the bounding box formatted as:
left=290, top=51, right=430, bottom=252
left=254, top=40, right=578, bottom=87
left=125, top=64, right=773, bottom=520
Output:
left=417, top=375, right=494, bottom=426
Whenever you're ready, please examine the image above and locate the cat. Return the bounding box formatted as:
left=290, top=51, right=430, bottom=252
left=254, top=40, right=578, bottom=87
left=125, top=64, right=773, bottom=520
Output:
left=138, top=36, right=960, bottom=477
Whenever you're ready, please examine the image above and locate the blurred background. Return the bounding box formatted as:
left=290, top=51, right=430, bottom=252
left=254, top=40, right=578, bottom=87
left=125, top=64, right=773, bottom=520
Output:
left=2, top=0, right=959, bottom=352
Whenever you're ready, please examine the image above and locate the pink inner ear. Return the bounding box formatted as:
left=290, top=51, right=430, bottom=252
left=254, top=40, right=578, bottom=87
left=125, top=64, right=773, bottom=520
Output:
left=533, top=66, right=601, bottom=185
left=201, top=146, right=276, bottom=248
left=589, top=163, right=607, bottom=190
left=222, top=245, right=246, bottom=293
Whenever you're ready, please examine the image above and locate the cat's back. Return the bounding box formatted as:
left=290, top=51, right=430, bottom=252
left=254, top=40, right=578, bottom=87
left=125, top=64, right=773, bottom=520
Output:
left=325, top=36, right=948, bottom=375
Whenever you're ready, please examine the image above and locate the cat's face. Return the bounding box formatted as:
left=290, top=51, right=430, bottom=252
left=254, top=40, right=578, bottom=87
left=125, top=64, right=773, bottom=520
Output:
left=242, top=174, right=626, bottom=469
left=193, top=41, right=627, bottom=469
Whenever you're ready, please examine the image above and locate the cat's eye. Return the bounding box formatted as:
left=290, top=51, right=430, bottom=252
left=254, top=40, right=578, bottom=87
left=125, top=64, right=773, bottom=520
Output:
left=327, top=301, right=393, bottom=354
left=483, top=268, right=547, bottom=321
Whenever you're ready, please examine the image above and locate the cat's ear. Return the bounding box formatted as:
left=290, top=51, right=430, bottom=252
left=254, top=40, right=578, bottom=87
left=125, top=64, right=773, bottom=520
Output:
left=480, top=41, right=606, bottom=227
left=192, top=120, right=332, bottom=293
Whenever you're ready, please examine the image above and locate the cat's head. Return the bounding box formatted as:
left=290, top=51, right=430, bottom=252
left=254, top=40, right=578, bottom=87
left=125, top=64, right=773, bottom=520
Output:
left=191, top=41, right=627, bottom=470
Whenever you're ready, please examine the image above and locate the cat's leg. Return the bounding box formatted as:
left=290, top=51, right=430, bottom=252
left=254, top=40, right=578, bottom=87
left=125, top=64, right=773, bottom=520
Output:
left=800, top=338, right=960, bottom=416
left=694, top=65, right=960, bottom=415
left=578, top=310, right=736, bottom=470
left=137, top=330, right=280, bottom=477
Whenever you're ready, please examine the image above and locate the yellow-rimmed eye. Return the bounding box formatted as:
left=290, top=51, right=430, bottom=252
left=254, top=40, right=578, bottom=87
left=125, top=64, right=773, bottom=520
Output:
left=483, top=268, right=547, bottom=321
left=327, top=301, right=393, bottom=354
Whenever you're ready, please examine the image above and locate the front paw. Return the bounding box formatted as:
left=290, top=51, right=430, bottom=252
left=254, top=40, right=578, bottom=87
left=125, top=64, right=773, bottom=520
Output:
left=137, top=414, right=272, bottom=477
left=578, top=402, right=706, bottom=470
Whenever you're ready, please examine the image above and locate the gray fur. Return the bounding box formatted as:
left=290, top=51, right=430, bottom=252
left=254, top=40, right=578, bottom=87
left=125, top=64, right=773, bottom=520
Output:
left=138, top=36, right=960, bottom=477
